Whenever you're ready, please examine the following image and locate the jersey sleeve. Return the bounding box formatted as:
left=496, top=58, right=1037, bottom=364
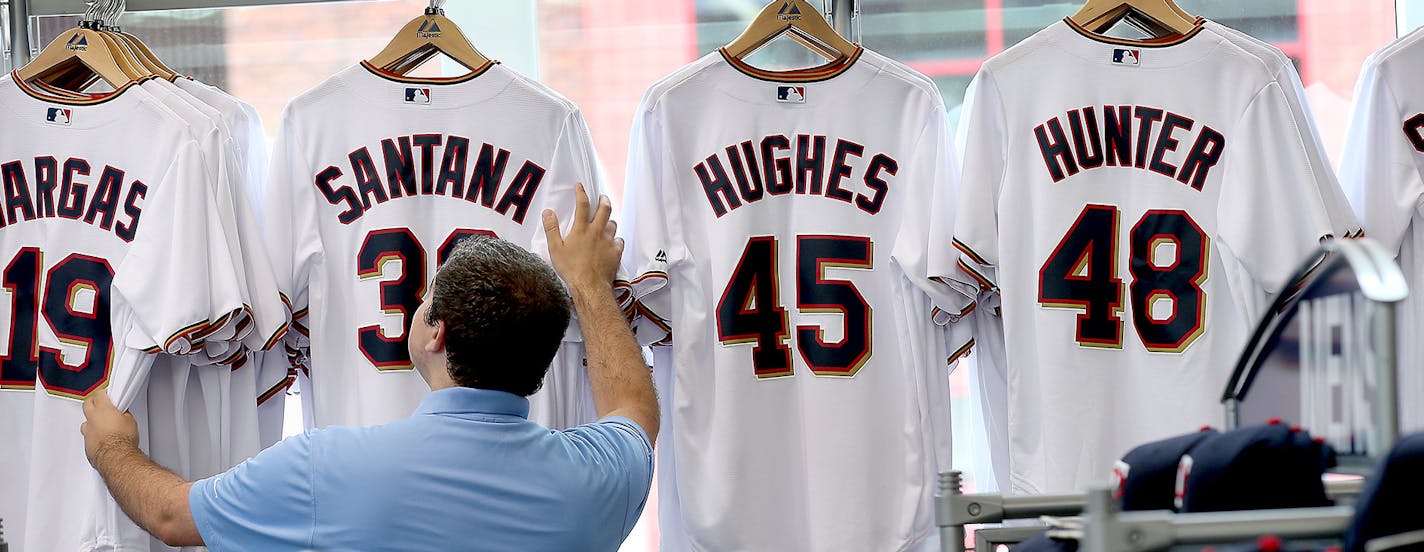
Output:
left=619, top=98, right=684, bottom=345
left=893, top=97, right=977, bottom=323
left=528, top=109, right=609, bottom=342
left=108, top=141, right=249, bottom=409
left=264, top=109, right=326, bottom=360
left=1217, top=81, right=1339, bottom=292
left=950, top=70, right=1008, bottom=295
left=1270, top=60, right=1363, bottom=237
left=1340, top=61, right=1424, bottom=253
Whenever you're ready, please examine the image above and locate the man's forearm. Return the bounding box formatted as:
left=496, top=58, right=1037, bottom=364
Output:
left=570, top=282, right=660, bottom=443
left=92, top=441, right=202, bottom=546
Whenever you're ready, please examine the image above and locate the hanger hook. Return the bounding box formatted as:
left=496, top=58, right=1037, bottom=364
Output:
left=106, top=0, right=126, bottom=31
left=81, top=1, right=101, bottom=27
left=426, top=0, right=446, bottom=16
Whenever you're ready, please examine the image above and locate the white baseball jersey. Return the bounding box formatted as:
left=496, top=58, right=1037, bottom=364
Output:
left=1339, top=26, right=1424, bottom=431
left=266, top=61, right=603, bottom=428
left=0, top=74, right=248, bottom=552
left=952, top=19, right=1353, bottom=495
left=621, top=47, right=971, bottom=552
left=959, top=21, right=1365, bottom=496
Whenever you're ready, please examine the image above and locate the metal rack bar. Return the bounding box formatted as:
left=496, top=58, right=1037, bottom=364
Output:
left=829, top=0, right=859, bottom=42
left=1083, top=487, right=1353, bottom=552
left=8, top=0, right=28, bottom=68
left=29, top=0, right=359, bottom=16
left=936, top=473, right=1364, bottom=552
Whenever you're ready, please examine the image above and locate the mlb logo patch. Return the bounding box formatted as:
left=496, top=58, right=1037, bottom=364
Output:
left=404, top=88, right=432, bottom=105
left=1112, top=48, right=1141, bottom=66
left=45, top=108, right=73, bottom=126
left=776, top=86, right=806, bottom=103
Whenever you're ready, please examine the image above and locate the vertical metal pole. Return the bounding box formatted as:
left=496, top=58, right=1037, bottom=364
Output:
left=936, top=471, right=967, bottom=552
left=829, top=0, right=860, bottom=43
left=1374, top=302, right=1400, bottom=452
left=8, top=0, right=28, bottom=68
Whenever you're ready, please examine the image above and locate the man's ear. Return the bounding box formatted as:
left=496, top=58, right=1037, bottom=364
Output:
left=424, top=319, right=446, bottom=354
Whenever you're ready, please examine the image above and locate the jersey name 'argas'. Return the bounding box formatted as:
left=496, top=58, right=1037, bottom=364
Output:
left=0, top=156, right=146, bottom=241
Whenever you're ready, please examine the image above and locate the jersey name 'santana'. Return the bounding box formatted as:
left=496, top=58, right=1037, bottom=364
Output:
left=314, top=133, right=546, bottom=225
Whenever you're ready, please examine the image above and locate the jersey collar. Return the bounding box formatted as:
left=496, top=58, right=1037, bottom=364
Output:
left=718, top=45, right=863, bottom=83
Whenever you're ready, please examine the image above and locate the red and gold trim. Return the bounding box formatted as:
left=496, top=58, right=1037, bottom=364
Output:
left=948, top=338, right=976, bottom=365
left=1063, top=16, right=1205, bottom=48
left=719, top=46, right=863, bottom=83
left=257, top=373, right=295, bottom=406
left=359, top=59, right=496, bottom=85
left=12, top=72, right=142, bottom=106
left=957, top=259, right=997, bottom=293
left=953, top=238, right=990, bottom=266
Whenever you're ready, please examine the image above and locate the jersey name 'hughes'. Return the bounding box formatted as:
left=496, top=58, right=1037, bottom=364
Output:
left=1035, top=105, right=1225, bottom=190
left=0, top=157, right=146, bottom=241
left=316, top=134, right=546, bottom=225
left=695, top=134, right=898, bottom=217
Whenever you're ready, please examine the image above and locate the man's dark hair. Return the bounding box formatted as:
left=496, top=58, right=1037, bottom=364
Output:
left=423, top=236, right=571, bottom=396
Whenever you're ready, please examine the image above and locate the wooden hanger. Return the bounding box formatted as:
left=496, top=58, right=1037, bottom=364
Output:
left=13, top=25, right=138, bottom=91
left=99, top=0, right=181, bottom=81
left=14, top=0, right=155, bottom=93
left=366, top=2, right=491, bottom=76
left=1069, top=0, right=1198, bottom=38
left=723, top=0, right=858, bottom=61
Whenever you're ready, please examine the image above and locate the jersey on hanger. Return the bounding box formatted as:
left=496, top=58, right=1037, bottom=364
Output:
left=952, top=19, right=1355, bottom=496
left=1340, top=26, right=1424, bottom=433
left=266, top=61, right=603, bottom=428
left=621, top=47, right=970, bottom=552
left=0, top=75, right=250, bottom=552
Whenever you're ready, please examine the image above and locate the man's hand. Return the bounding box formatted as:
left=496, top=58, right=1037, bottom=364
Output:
left=81, top=389, right=140, bottom=468
left=82, top=389, right=203, bottom=546
left=543, top=182, right=659, bottom=447
left=543, top=182, right=623, bottom=293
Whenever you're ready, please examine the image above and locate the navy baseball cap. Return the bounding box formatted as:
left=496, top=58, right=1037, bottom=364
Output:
left=1176, top=420, right=1336, bottom=512
left=1113, top=427, right=1219, bottom=511
left=1344, top=432, right=1424, bottom=552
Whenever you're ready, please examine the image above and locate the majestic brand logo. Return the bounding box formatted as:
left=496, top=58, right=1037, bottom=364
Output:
left=65, top=33, right=88, bottom=52
left=416, top=19, right=442, bottom=39
left=45, top=108, right=73, bottom=126
left=1112, top=48, right=1141, bottom=66
left=777, top=2, right=803, bottom=21
left=404, top=87, right=432, bottom=105
left=776, top=85, right=806, bottom=103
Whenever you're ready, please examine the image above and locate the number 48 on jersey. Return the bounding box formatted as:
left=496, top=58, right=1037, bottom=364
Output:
left=1038, top=204, right=1209, bottom=353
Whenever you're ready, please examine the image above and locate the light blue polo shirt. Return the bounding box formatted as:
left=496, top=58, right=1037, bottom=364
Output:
left=189, top=387, right=653, bottom=551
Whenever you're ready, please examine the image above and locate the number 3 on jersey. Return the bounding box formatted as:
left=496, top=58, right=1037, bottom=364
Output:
left=1038, top=205, right=1209, bottom=353
left=356, top=228, right=495, bottom=371
left=716, top=235, right=873, bottom=378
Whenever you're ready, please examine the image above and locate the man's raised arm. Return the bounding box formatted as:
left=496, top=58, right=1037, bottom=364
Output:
left=542, top=184, right=659, bottom=446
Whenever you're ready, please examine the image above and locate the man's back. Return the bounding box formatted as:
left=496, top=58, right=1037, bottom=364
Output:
left=188, top=387, right=653, bottom=551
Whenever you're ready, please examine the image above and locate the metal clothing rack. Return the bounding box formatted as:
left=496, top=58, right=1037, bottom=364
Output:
left=937, top=238, right=1410, bottom=552
left=3, top=0, right=865, bottom=79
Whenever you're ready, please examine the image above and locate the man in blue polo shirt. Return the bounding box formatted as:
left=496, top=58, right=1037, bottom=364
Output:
left=79, top=185, right=659, bottom=550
